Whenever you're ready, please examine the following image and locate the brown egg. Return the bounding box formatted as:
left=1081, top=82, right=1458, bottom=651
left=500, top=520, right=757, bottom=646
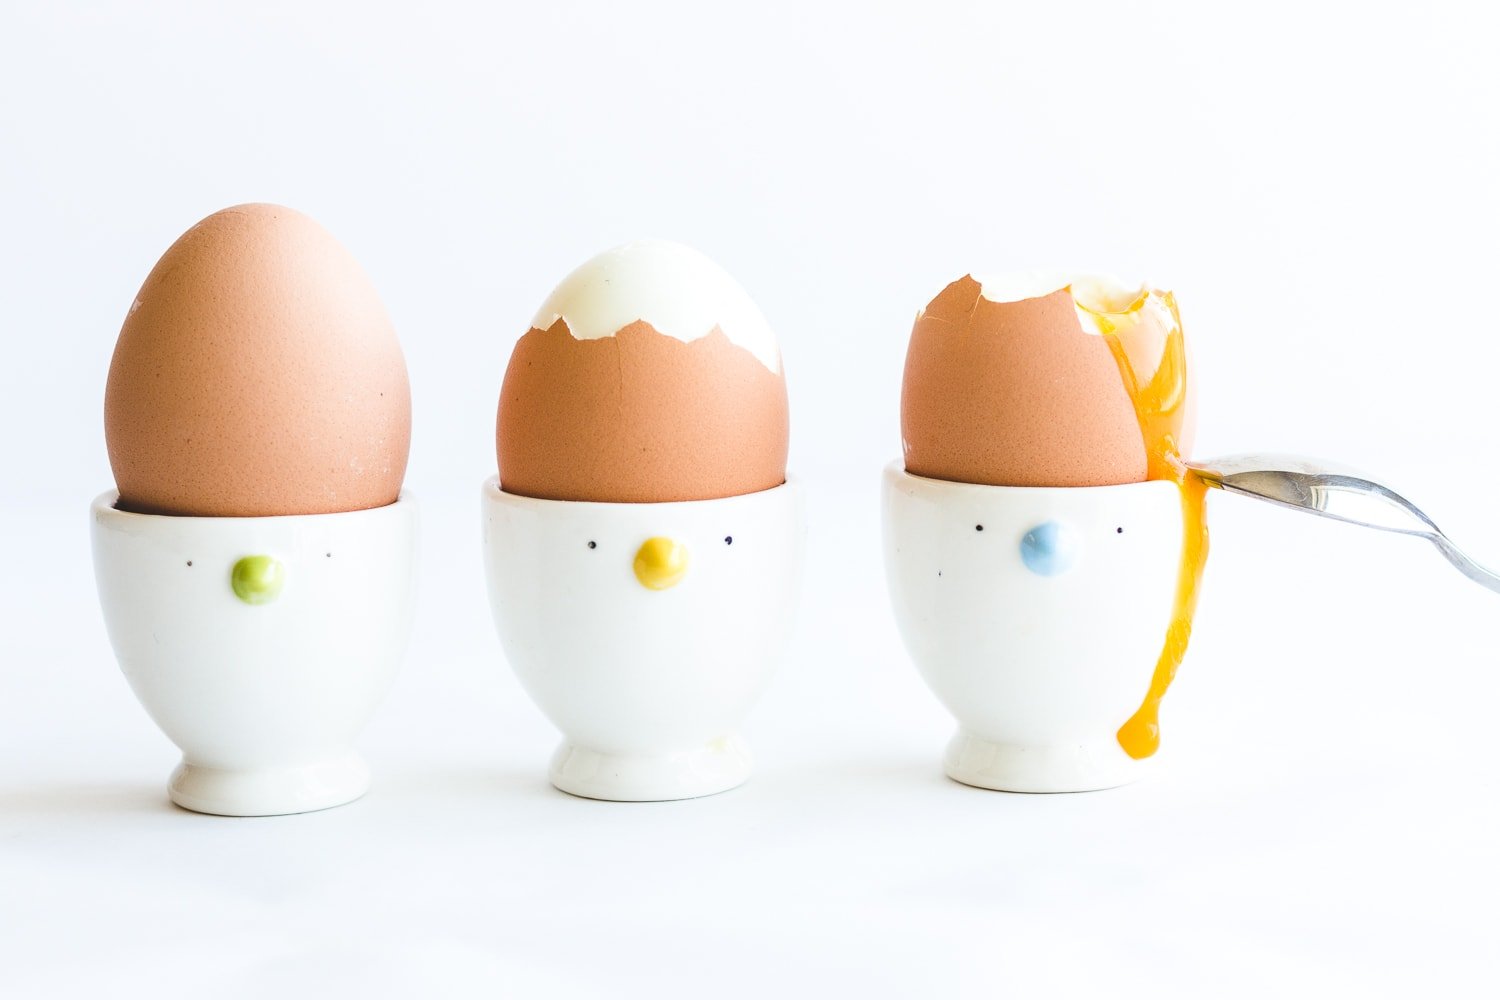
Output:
left=497, top=241, right=788, bottom=503
left=105, top=204, right=411, bottom=517
left=902, top=275, right=1153, bottom=487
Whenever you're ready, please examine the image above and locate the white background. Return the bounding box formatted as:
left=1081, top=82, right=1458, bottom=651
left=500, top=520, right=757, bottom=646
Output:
left=3, top=1, right=1499, bottom=996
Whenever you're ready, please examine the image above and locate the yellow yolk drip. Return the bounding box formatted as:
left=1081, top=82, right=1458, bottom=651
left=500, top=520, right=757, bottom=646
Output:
left=1079, top=288, right=1209, bottom=760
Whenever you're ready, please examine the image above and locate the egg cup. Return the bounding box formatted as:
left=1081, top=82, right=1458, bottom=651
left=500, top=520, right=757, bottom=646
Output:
left=882, top=463, right=1186, bottom=792
left=482, top=477, right=805, bottom=801
left=90, top=493, right=417, bottom=816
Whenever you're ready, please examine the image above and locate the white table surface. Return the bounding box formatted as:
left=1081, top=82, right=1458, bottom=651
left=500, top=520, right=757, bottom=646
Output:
left=3, top=475, right=1497, bottom=999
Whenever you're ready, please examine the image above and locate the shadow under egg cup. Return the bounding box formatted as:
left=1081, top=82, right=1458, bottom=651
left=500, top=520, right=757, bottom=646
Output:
left=90, top=493, right=418, bottom=816
left=882, top=462, right=1189, bottom=792
left=481, top=476, right=805, bottom=802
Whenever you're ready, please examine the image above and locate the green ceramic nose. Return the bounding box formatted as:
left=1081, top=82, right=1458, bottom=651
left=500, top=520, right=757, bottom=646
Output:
left=231, top=555, right=285, bottom=605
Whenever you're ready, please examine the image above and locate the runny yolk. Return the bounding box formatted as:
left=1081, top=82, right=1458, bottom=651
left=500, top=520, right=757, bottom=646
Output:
left=1078, top=288, right=1210, bottom=760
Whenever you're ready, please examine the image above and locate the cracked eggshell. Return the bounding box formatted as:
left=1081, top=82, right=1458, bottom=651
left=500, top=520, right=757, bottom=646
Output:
left=105, top=204, right=411, bottom=516
left=901, top=275, right=1149, bottom=487
left=497, top=240, right=788, bottom=503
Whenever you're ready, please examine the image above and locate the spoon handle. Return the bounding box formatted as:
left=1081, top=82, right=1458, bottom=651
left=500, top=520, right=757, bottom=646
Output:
left=1428, top=532, right=1500, bottom=595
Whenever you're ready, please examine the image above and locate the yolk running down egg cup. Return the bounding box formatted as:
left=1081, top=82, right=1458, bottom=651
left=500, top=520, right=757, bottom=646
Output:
left=485, top=239, right=806, bottom=802
left=883, top=471, right=1182, bottom=791
left=93, top=203, right=417, bottom=817
left=884, top=273, right=1209, bottom=792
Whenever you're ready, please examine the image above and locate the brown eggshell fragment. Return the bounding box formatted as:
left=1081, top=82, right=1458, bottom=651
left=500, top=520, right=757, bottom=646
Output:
left=498, top=319, right=788, bottom=503
left=901, top=276, right=1148, bottom=487
left=105, top=203, right=411, bottom=517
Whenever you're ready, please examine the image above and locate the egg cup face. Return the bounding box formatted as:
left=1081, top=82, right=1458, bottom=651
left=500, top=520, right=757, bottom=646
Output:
left=481, top=477, right=805, bottom=801
left=882, top=463, right=1186, bottom=792
left=90, top=493, right=417, bottom=816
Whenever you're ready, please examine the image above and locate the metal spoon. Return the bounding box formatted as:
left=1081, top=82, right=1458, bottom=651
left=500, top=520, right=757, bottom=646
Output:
left=1188, top=454, right=1500, bottom=595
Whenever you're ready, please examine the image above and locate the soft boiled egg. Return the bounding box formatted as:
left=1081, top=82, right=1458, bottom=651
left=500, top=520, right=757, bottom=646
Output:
left=901, top=272, right=1195, bottom=488
left=497, top=240, right=788, bottom=503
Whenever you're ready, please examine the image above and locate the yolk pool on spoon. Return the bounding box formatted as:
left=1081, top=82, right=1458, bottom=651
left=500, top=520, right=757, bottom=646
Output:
left=1075, top=285, right=1209, bottom=760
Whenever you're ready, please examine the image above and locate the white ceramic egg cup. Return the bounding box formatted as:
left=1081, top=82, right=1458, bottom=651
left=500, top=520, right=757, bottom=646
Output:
left=882, top=463, right=1184, bottom=792
left=482, top=477, right=805, bottom=802
left=91, top=493, right=417, bottom=816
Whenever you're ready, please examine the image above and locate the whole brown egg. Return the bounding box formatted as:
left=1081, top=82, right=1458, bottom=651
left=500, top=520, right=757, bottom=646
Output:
left=105, top=204, right=411, bottom=517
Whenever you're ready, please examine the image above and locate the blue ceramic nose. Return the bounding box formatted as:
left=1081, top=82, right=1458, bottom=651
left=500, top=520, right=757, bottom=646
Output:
left=1020, top=521, right=1079, bottom=577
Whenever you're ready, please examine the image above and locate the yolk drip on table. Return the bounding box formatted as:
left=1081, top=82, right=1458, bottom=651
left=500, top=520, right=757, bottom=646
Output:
left=1077, top=286, right=1209, bottom=760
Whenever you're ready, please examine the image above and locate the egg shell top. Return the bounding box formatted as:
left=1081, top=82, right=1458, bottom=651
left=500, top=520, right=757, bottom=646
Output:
left=105, top=203, right=411, bottom=517
left=901, top=275, right=1149, bottom=487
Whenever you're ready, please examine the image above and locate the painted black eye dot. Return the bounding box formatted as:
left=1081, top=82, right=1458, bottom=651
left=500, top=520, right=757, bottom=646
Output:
left=326, top=552, right=332, bottom=558
left=185, top=560, right=193, bottom=567
left=975, top=524, right=984, bottom=532
left=1116, top=527, right=1124, bottom=534
left=587, top=541, right=597, bottom=550
left=724, top=536, right=733, bottom=545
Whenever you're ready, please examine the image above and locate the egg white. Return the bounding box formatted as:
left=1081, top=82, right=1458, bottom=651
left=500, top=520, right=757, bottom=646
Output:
left=531, top=239, right=781, bottom=373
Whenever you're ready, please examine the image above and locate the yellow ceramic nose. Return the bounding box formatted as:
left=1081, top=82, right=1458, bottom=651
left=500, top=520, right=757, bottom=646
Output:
left=633, top=536, right=689, bottom=591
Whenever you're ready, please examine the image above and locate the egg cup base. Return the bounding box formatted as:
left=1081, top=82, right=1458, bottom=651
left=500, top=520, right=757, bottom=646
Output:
left=548, top=734, right=753, bottom=802
left=168, top=751, right=371, bottom=817
left=943, top=729, right=1147, bottom=793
